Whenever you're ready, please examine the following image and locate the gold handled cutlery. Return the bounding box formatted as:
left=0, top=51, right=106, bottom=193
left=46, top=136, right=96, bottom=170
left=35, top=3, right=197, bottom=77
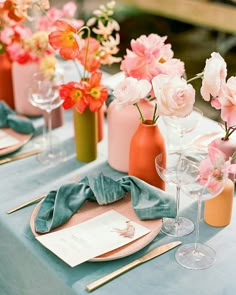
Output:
left=0, top=149, right=42, bottom=165
left=86, top=241, right=182, bottom=292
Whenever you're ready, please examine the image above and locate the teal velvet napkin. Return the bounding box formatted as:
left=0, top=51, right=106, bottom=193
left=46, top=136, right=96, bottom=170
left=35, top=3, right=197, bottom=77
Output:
left=0, top=101, right=34, bottom=134
left=35, top=174, right=176, bottom=233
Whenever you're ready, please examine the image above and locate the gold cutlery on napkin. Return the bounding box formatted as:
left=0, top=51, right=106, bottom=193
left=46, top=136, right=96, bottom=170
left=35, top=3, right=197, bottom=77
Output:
left=7, top=193, right=46, bottom=214
left=0, top=149, right=42, bottom=165
left=86, top=241, right=182, bottom=292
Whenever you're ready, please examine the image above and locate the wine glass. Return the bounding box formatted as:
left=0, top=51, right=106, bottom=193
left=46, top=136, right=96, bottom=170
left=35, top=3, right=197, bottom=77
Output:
left=162, top=107, right=203, bottom=150
left=175, top=146, right=227, bottom=270
left=29, top=71, right=66, bottom=165
left=155, top=150, right=194, bottom=237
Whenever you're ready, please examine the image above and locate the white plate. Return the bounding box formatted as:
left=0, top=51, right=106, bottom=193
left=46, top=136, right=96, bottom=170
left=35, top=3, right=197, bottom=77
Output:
left=0, top=127, right=32, bottom=156
left=30, top=194, right=163, bottom=262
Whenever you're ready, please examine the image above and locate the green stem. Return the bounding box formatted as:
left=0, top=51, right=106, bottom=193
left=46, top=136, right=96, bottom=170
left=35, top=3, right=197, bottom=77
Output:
left=187, top=72, right=204, bottom=83
left=152, top=103, right=158, bottom=124
left=77, top=26, right=91, bottom=79
left=73, top=60, right=83, bottom=79
left=134, top=103, right=145, bottom=123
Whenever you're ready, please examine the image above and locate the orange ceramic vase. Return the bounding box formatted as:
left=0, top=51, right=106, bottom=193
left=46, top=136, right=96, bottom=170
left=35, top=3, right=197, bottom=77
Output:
left=0, top=53, right=14, bottom=109
left=128, top=120, right=166, bottom=190
left=204, top=178, right=234, bottom=227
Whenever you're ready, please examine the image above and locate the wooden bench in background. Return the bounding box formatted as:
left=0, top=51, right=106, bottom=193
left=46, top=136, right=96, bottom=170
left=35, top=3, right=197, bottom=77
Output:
left=120, top=0, right=236, bottom=34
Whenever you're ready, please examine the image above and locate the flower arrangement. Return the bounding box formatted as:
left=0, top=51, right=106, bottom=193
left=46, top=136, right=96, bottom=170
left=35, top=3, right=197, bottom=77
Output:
left=113, top=33, right=196, bottom=124
left=48, top=0, right=121, bottom=114
left=0, top=1, right=80, bottom=78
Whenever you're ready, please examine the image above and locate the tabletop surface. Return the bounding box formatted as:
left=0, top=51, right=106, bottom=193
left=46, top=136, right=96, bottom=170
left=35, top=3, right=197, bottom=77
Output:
left=0, top=65, right=236, bottom=295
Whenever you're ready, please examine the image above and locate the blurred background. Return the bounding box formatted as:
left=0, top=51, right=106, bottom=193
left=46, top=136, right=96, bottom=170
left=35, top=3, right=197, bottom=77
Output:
left=51, top=0, right=236, bottom=122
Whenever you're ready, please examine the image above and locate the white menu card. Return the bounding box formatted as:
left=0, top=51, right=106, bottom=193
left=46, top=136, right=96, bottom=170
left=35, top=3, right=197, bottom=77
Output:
left=0, top=130, right=19, bottom=149
left=36, top=210, right=150, bottom=267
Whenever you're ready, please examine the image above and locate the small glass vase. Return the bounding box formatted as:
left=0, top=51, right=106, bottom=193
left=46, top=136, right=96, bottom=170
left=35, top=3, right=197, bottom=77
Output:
left=73, top=107, right=97, bottom=162
left=128, top=119, right=166, bottom=190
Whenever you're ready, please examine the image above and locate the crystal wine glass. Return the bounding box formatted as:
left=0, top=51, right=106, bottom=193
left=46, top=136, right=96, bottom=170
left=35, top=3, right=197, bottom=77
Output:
left=29, top=71, right=66, bottom=165
left=162, top=107, right=203, bottom=150
left=175, top=146, right=227, bottom=270
left=155, top=150, right=194, bottom=237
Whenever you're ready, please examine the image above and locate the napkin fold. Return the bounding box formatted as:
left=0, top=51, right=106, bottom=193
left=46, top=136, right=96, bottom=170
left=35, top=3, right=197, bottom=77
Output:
left=0, top=101, right=34, bottom=134
left=35, top=174, right=176, bottom=233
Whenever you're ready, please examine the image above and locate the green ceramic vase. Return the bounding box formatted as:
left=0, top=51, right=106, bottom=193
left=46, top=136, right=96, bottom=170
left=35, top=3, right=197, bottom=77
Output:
left=73, top=107, right=98, bottom=162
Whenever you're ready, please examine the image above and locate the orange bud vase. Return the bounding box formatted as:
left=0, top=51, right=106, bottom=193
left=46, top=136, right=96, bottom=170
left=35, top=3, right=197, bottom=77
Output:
left=128, top=120, right=166, bottom=190
left=0, top=53, right=14, bottom=109
left=204, top=178, right=234, bottom=227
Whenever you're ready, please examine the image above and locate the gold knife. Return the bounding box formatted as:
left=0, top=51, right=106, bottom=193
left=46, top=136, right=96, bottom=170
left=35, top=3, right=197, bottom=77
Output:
left=0, top=149, right=42, bottom=165
left=6, top=193, right=47, bottom=214
left=86, top=241, right=182, bottom=292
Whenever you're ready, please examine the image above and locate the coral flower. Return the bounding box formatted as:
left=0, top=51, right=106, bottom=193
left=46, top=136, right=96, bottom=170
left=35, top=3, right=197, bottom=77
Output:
left=49, top=20, right=81, bottom=59
left=59, top=81, right=88, bottom=113
left=84, top=72, right=108, bottom=112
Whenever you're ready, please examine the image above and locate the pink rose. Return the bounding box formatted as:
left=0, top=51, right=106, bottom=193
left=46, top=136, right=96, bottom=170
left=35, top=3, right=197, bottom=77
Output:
left=200, top=52, right=227, bottom=101
left=113, top=77, right=152, bottom=107
left=152, top=74, right=195, bottom=117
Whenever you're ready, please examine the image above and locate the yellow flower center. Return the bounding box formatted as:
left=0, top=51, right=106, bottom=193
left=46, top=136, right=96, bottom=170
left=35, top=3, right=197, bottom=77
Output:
left=90, top=87, right=101, bottom=99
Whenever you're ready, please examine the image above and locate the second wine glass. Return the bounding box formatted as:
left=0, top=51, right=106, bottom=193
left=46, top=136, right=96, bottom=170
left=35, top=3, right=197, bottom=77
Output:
left=155, top=150, right=194, bottom=237
left=29, top=71, right=66, bottom=165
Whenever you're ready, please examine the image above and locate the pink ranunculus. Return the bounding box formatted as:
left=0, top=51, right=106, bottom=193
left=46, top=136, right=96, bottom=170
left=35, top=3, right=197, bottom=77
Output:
left=112, top=77, right=152, bottom=107
left=152, top=74, right=195, bottom=117
left=7, top=43, right=31, bottom=64
left=217, top=76, right=236, bottom=127
left=0, top=27, right=14, bottom=44
left=200, top=52, right=227, bottom=101
left=120, top=33, right=183, bottom=82
left=157, top=58, right=185, bottom=76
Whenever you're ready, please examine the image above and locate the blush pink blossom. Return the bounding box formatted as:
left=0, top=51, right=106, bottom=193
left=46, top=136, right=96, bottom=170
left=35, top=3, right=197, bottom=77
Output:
left=152, top=74, right=195, bottom=117
left=113, top=77, right=152, bottom=107
left=120, top=33, right=185, bottom=82
left=200, top=52, right=227, bottom=101
left=217, top=76, right=236, bottom=127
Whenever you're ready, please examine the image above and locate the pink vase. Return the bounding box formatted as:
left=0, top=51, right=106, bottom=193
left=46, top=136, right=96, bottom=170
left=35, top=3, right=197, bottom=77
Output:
left=107, top=99, right=154, bottom=172
left=12, top=62, right=43, bottom=116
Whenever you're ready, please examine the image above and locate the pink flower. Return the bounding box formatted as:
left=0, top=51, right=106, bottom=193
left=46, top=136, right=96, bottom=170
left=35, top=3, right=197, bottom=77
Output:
left=152, top=74, right=195, bottom=117
left=200, top=52, right=227, bottom=101
left=120, top=33, right=185, bottom=82
left=197, top=146, right=227, bottom=193
left=217, top=76, right=236, bottom=127
left=62, top=1, right=77, bottom=17
left=113, top=77, right=152, bottom=107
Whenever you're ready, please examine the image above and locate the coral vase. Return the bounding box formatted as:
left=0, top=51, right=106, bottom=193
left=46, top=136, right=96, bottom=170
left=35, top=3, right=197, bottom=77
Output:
left=73, top=107, right=97, bottom=162
left=12, top=62, right=43, bottom=116
left=128, top=120, right=166, bottom=190
left=107, top=99, right=154, bottom=172
left=0, top=53, right=14, bottom=109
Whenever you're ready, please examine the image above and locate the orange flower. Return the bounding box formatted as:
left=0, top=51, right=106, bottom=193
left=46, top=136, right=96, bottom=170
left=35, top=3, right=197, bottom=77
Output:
left=84, top=72, right=108, bottom=112
left=59, top=81, right=88, bottom=113
left=49, top=20, right=81, bottom=60
left=77, top=37, right=101, bottom=72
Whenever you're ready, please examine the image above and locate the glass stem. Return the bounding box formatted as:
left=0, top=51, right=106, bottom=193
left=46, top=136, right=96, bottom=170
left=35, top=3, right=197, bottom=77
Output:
left=194, top=195, right=202, bottom=252
left=47, top=110, right=52, bottom=154
left=175, top=185, right=181, bottom=225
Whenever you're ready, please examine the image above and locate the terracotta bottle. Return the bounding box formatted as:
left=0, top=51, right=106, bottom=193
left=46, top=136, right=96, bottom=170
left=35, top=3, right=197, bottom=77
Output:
left=128, top=120, right=166, bottom=190
left=0, top=53, right=14, bottom=109
left=204, top=178, right=234, bottom=227
left=107, top=99, right=154, bottom=172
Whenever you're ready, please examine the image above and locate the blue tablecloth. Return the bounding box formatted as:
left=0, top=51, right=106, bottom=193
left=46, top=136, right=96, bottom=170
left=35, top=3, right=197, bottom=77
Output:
left=0, top=70, right=236, bottom=295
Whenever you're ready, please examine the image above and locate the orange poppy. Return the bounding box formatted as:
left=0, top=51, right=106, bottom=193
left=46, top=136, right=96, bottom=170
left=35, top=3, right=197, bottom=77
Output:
left=84, top=72, right=108, bottom=112
left=59, top=81, right=88, bottom=114
left=49, top=20, right=81, bottom=60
